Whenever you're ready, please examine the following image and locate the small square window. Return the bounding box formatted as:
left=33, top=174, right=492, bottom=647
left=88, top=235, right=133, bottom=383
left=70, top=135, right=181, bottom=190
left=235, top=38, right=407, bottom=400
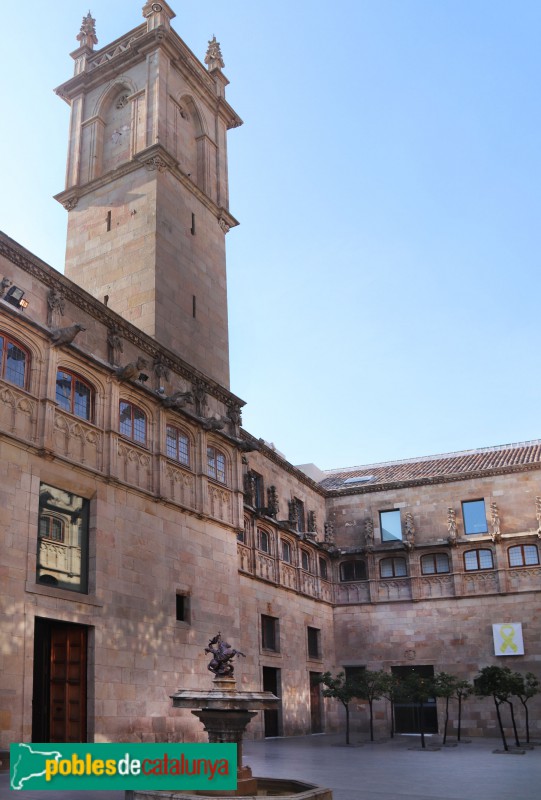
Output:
left=462, top=500, right=488, bottom=535
left=380, top=510, right=402, bottom=542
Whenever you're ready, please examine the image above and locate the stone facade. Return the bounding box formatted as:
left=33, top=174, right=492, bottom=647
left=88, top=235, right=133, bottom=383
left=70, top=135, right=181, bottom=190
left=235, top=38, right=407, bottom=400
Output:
left=0, top=3, right=540, bottom=750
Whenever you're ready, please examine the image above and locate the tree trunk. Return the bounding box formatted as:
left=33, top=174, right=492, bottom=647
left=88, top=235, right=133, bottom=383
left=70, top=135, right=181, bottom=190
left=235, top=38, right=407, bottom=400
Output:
left=344, top=702, right=350, bottom=745
left=419, top=700, right=426, bottom=749
left=494, top=697, right=508, bottom=751
left=390, top=698, right=395, bottom=738
left=507, top=700, right=520, bottom=747
left=443, top=696, right=449, bottom=745
left=457, top=696, right=462, bottom=742
left=521, top=699, right=530, bottom=744
left=369, top=698, right=374, bottom=741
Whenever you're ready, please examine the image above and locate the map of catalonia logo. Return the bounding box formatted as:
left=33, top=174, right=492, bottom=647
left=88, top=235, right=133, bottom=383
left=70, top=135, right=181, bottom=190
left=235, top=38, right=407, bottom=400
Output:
left=10, top=742, right=237, bottom=791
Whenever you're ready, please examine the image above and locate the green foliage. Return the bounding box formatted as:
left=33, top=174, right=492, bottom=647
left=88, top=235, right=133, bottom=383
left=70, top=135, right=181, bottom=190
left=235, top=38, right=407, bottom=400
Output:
left=474, top=666, right=516, bottom=702
left=315, top=671, right=359, bottom=707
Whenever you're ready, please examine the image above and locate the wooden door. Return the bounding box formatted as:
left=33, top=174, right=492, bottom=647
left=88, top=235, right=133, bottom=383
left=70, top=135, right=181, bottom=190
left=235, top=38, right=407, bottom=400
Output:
left=33, top=619, right=87, bottom=742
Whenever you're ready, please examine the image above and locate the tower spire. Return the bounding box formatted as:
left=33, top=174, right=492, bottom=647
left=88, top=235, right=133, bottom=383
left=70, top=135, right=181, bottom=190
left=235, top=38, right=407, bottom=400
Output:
left=76, top=11, right=98, bottom=49
left=205, top=35, right=225, bottom=72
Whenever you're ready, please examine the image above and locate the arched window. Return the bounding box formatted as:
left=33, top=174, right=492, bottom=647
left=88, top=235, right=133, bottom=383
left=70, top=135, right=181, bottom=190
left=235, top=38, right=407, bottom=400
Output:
left=38, top=514, right=65, bottom=543
left=301, top=549, right=311, bottom=572
left=166, top=424, right=190, bottom=466
left=464, top=549, right=493, bottom=571
left=119, top=400, right=147, bottom=444
left=56, top=369, right=93, bottom=420
left=380, top=557, right=407, bottom=578
left=508, top=544, right=539, bottom=567
left=421, top=553, right=450, bottom=575
left=207, top=445, right=226, bottom=483
left=281, top=539, right=292, bottom=563
left=258, top=528, right=270, bottom=553
left=0, top=332, right=29, bottom=388
left=340, top=560, right=367, bottom=582
left=319, top=557, right=329, bottom=580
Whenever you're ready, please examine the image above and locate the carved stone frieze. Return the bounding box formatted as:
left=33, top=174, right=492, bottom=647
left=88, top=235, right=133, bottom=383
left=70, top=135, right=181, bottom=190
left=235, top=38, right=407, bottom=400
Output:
left=47, top=288, right=65, bottom=326
left=63, top=197, right=79, bottom=211
left=364, top=518, right=374, bottom=549
left=404, top=512, right=415, bottom=550
left=447, top=507, right=457, bottom=546
left=218, top=216, right=231, bottom=234
left=107, top=324, right=124, bottom=366
left=307, top=510, right=317, bottom=534
left=324, top=521, right=335, bottom=544
left=193, top=381, right=208, bottom=416
left=144, top=156, right=168, bottom=173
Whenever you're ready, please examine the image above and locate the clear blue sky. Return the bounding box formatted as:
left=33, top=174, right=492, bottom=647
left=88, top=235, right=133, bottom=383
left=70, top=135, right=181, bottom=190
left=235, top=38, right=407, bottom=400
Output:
left=1, top=1, right=540, bottom=470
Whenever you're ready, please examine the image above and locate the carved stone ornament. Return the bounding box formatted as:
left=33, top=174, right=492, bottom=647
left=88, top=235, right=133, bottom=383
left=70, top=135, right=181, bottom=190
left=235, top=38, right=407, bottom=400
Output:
left=227, top=403, right=242, bottom=431
left=266, top=486, right=279, bottom=519
left=364, top=518, right=374, bottom=548
left=205, top=633, right=244, bottom=678
left=116, top=93, right=130, bottom=109
left=324, top=521, right=335, bottom=544
left=307, top=510, right=317, bottom=534
left=447, top=507, right=458, bottom=546
left=0, top=277, right=12, bottom=298
left=218, top=217, right=231, bottom=234
left=205, top=35, right=225, bottom=71
left=178, top=105, right=189, bottom=121
left=404, top=512, right=415, bottom=550
left=107, top=324, right=123, bottom=366
left=192, top=382, right=208, bottom=416
left=288, top=500, right=298, bottom=526
left=536, top=496, right=541, bottom=538
left=50, top=323, right=86, bottom=347
left=63, top=197, right=79, bottom=212
left=162, top=390, right=194, bottom=411
left=404, top=649, right=416, bottom=661
left=490, top=501, right=501, bottom=543
left=116, top=357, right=148, bottom=382
left=243, top=471, right=255, bottom=506
left=76, top=12, right=98, bottom=49
left=201, top=416, right=226, bottom=432
left=153, top=354, right=170, bottom=382
left=47, top=288, right=65, bottom=326
left=145, top=156, right=168, bottom=173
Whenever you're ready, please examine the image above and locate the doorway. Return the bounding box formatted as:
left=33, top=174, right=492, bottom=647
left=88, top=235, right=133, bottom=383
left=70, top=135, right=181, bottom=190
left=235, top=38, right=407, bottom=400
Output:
left=262, top=667, right=281, bottom=737
left=309, top=672, right=323, bottom=733
left=32, top=618, right=88, bottom=742
left=392, top=665, right=438, bottom=734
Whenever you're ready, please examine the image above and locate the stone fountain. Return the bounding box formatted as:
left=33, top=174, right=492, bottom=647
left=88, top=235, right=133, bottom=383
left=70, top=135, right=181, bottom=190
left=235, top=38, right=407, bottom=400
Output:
left=129, top=633, right=331, bottom=800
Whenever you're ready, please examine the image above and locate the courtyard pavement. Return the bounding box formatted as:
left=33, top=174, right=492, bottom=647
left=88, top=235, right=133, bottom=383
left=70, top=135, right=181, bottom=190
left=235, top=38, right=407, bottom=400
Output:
left=1, top=733, right=540, bottom=800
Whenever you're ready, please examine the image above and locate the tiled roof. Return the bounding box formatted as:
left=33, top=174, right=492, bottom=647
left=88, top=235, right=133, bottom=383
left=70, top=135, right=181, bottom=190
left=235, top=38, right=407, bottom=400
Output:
left=320, top=440, right=541, bottom=491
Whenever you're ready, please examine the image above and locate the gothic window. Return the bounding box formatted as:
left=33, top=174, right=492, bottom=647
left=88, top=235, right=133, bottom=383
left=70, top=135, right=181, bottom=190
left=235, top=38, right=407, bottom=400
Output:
left=253, top=472, right=264, bottom=508
left=294, top=497, right=305, bottom=532
left=207, top=445, right=226, bottom=484
left=318, top=557, right=329, bottom=580
left=55, top=369, right=93, bottom=420
left=281, top=539, right=292, bottom=564
left=380, top=509, right=402, bottom=542
left=301, top=550, right=311, bottom=572
left=119, top=400, right=147, bottom=445
left=464, top=549, right=494, bottom=571
left=340, top=560, right=367, bottom=582
left=508, top=544, right=539, bottom=567
left=421, top=553, right=450, bottom=575
left=258, top=528, right=271, bottom=553
left=166, top=424, right=190, bottom=466
left=36, top=483, right=89, bottom=593
left=379, top=557, right=407, bottom=578
left=462, top=500, right=488, bottom=535
left=0, top=332, right=29, bottom=389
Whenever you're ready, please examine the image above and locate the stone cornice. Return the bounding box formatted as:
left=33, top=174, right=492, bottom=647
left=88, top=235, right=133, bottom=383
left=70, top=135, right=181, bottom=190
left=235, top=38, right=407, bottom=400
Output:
left=240, top=430, right=326, bottom=497
left=0, top=232, right=244, bottom=410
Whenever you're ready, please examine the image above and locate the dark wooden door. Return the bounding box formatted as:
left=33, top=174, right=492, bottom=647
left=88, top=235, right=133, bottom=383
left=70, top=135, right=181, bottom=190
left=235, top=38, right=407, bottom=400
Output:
left=309, top=672, right=323, bottom=733
left=262, top=667, right=281, bottom=737
left=33, top=619, right=87, bottom=742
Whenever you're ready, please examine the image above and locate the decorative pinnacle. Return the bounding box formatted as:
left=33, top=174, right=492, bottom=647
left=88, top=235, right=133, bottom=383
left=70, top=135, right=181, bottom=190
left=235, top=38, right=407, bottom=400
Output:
left=205, top=35, right=225, bottom=71
left=76, top=11, right=98, bottom=49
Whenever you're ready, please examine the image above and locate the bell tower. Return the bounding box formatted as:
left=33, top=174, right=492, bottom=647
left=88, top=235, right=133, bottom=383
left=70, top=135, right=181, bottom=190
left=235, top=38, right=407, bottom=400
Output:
left=55, top=3, right=241, bottom=388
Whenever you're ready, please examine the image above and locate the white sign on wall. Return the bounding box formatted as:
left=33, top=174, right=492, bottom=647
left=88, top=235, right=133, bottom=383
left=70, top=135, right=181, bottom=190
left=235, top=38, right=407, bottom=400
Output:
left=492, top=623, right=524, bottom=656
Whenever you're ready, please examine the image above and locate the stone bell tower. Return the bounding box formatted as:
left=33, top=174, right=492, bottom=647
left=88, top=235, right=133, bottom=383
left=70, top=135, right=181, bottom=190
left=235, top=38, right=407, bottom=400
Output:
left=55, top=2, right=241, bottom=388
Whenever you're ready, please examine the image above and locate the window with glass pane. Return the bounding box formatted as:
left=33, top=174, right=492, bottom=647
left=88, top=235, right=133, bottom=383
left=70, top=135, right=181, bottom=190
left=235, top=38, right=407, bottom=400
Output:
left=258, top=528, right=270, bottom=553
left=281, top=539, right=292, bottom=563
left=0, top=333, right=28, bottom=388
left=36, top=483, right=89, bottom=593
left=261, top=614, right=279, bottom=651
left=119, top=401, right=146, bottom=444
left=462, top=500, right=488, bottom=534
left=301, top=550, right=310, bottom=571
left=464, top=549, right=493, bottom=571
left=166, top=425, right=190, bottom=465
left=207, top=446, right=226, bottom=483
left=508, top=545, right=539, bottom=567
left=380, top=509, right=402, bottom=541
left=380, top=557, right=407, bottom=578
left=56, top=369, right=92, bottom=420
left=421, top=553, right=450, bottom=575
left=319, top=557, right=328, bottom=580
left=307, top=627, right=321, bottom=659
left=340, top=560, right=367, bottom=581
left=294, top=498, right=305, bottom=532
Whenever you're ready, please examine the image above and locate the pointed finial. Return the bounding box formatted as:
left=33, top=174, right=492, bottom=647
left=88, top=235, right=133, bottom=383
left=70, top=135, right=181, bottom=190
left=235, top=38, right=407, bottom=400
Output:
left=76, top=11, right=98, bottom=49
left=205, top=35, right=225, bottom=71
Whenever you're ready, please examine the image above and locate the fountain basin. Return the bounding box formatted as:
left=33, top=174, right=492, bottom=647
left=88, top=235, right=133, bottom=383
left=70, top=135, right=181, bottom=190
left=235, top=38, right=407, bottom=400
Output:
left=129, top=777, right=332, bottom=800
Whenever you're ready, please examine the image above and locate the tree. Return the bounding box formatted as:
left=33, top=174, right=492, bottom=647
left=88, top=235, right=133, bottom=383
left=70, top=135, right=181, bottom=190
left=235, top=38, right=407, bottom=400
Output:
left=379, top=672, right=403, bottom=739
left=354, top=670, right=387, bottom=741
left=474, top=666, right=517, bottom=751
left=316, top=671, right=359, bottom=745
left=512, top=671, right=540, bottom=745
left=453, top=679, right=473, bottom=742
left=434, top=672, right=458, bottom=745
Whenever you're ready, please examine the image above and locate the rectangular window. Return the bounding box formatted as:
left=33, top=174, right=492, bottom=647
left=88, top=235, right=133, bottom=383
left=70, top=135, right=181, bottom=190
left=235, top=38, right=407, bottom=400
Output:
left=344, top=666, right=366, bottom=683
left=380, top=509, right=402, bottom=542
left=37, top=483, right=89, bottom=593
left=176, top=594, right=190, bottom=622
left=464, top=549, right=493, bottom=571
left=301, top=550, right=310, bottom=571
left=281, top=539, right=292, bottom=563
left=261, top=615, right=279, bottom=652
left=307, top=627, right=321, bottom=659
left=318, top=557, right=328, bottom=580
left=295, top=498, right=305, bottom=532
left=462, top=500, right=488, bottom=535
left=253, top=472, right=264, bottom=509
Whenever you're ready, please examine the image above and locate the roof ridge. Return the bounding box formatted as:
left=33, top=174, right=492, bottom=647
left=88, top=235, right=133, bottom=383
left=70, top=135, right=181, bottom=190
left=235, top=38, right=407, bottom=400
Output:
left=323, top=438, right=541, bottom=476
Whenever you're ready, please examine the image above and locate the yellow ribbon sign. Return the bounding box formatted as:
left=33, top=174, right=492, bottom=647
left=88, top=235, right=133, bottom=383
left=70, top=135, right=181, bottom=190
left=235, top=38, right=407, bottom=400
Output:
left=499, top=624, right=518, bottom=654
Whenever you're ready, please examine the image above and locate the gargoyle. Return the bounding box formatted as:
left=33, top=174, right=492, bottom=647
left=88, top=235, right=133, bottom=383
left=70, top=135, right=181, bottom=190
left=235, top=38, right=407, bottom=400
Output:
left=162, top=390, right=194, bottom=410
left=50, top=323, right=86, bottom=346
left=116, top=357, right=148, bottom=382
left=201, top=416, right=226, bottom=432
